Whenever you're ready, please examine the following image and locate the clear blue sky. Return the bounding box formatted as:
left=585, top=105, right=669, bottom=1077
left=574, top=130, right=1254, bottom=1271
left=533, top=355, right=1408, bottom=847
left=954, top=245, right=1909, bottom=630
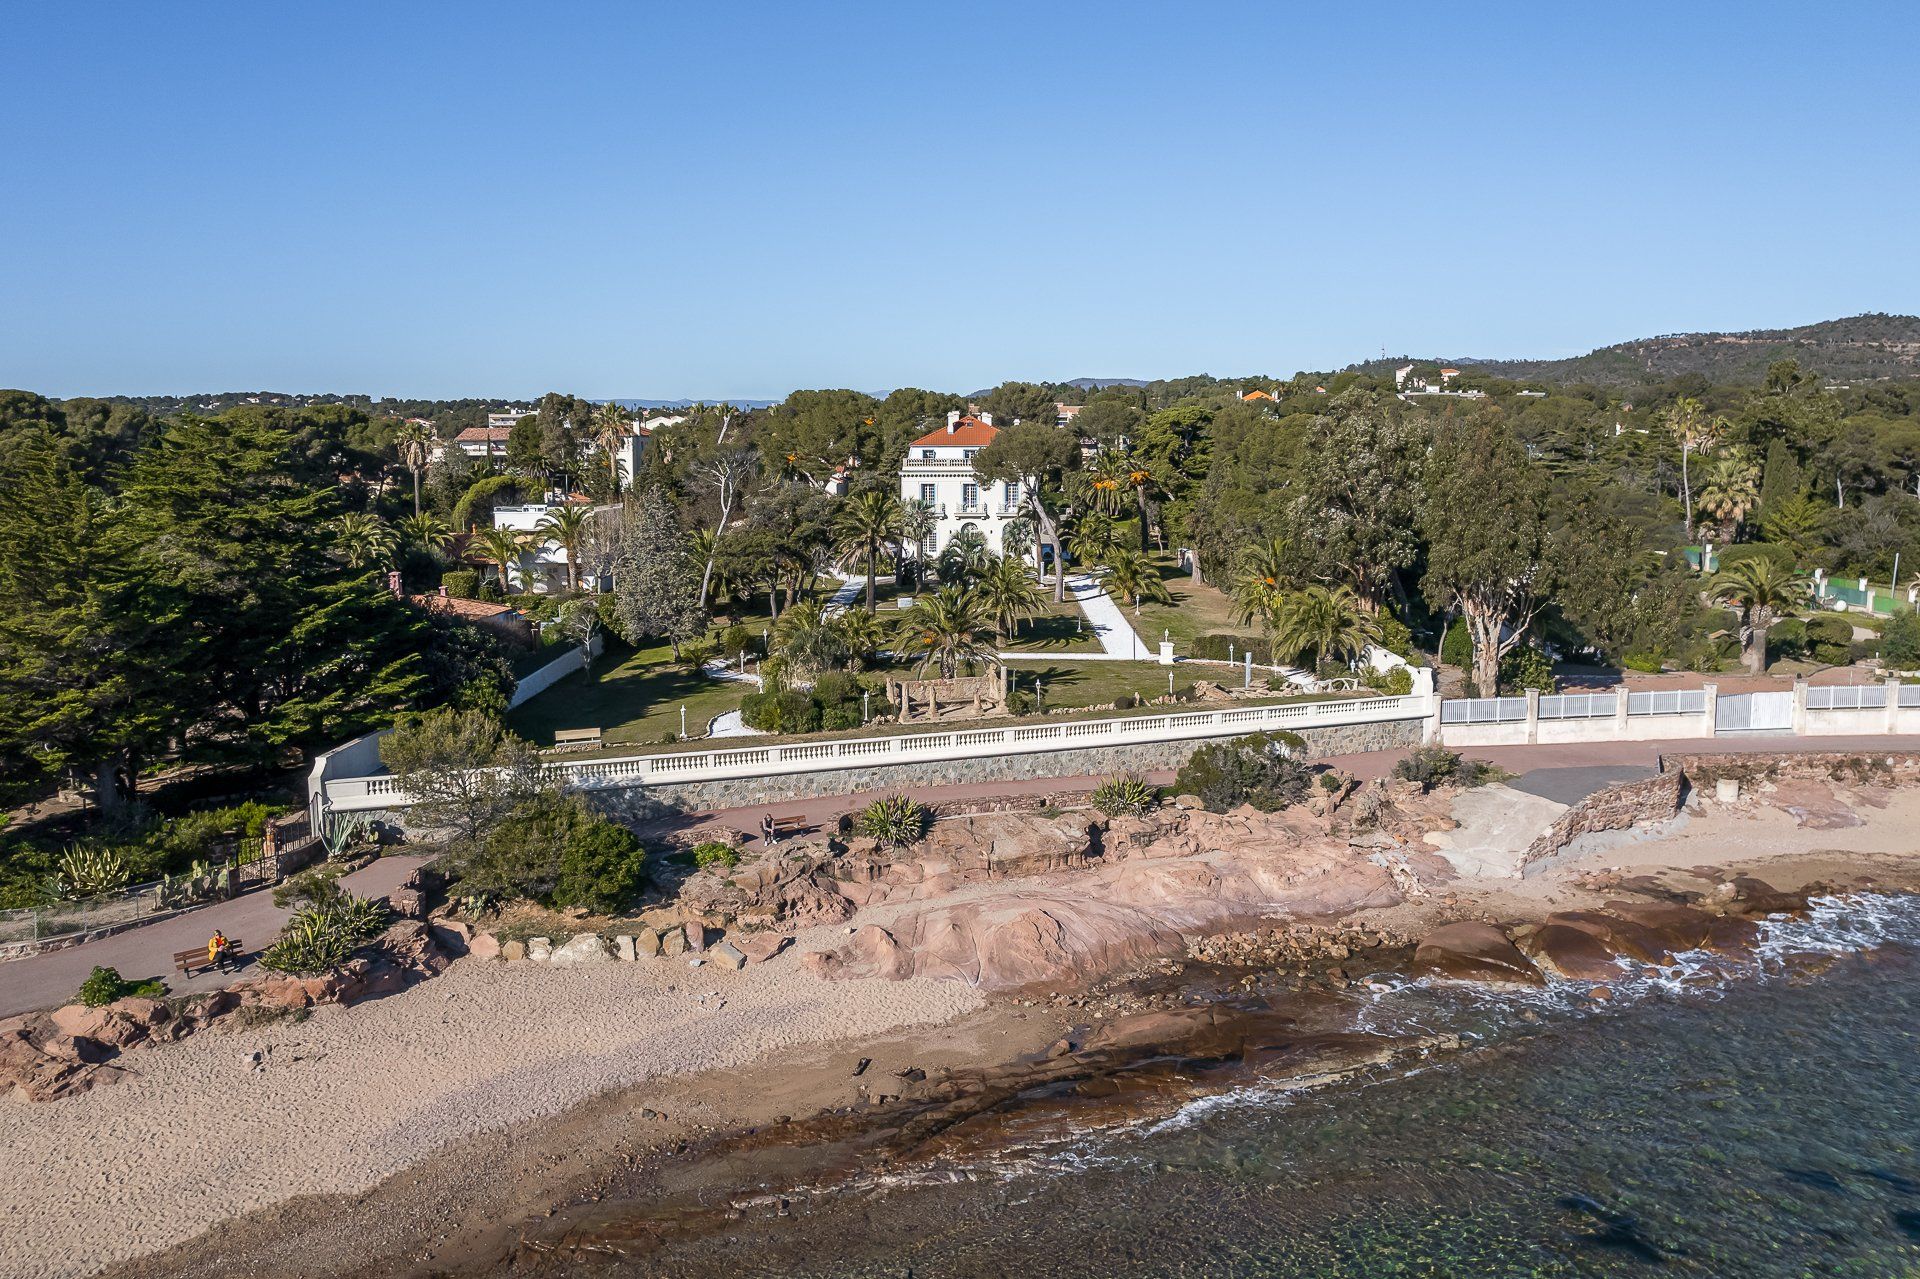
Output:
left=4, top=1, right=1917, bottom=401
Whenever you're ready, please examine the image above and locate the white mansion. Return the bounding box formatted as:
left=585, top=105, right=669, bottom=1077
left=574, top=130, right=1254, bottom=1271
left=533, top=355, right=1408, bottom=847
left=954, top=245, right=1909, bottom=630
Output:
left=898, top=411, right=1024, bottom=559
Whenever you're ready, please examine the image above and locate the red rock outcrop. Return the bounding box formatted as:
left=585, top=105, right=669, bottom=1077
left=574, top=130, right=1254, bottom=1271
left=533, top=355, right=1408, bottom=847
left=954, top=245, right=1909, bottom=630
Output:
left=1413, top=922, right=1544, bottom=985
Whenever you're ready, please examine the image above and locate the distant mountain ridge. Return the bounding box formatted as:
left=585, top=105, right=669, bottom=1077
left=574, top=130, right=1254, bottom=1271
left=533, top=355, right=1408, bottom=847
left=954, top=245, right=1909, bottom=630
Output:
left=1371, top=313, right=1920, bottom=390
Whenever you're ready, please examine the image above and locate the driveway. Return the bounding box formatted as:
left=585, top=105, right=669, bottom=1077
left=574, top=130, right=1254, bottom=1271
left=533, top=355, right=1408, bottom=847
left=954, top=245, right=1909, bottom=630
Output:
left=0, top=854, right=428, bottom=1018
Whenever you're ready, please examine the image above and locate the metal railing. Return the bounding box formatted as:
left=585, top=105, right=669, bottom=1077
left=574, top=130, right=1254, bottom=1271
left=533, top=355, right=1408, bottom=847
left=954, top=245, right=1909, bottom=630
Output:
left=1439, top=697, right=1529, bottom=725
left=1807, top=685, right=1888, bottom=710
left=1537, top=692, right=1619, bottom=719
left=1626, top=689, right=1708, bottom=716
left=323, top=691, right=1431, bottom=812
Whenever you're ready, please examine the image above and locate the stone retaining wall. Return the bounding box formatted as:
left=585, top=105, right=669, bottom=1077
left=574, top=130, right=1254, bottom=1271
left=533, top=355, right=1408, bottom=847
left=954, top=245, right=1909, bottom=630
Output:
left=595, top=717, right=1423, bottom=822
left=1662, top=751, right=1920, bottom=788
left=1521, top=773, right=1687, bottom=870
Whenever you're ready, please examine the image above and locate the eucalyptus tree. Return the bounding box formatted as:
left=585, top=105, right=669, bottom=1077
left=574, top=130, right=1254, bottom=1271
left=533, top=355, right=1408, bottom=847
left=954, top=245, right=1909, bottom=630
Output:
left=973, top=422, right=1081, bottom=602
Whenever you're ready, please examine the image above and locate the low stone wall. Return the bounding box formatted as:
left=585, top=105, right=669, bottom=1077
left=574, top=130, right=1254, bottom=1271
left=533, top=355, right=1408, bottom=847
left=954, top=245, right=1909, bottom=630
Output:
left=594, top=717, right=1423, bottom=821
left=1521, top=773, right=1687, bottom=870
left=1662, top=751, right=1920, bottom=789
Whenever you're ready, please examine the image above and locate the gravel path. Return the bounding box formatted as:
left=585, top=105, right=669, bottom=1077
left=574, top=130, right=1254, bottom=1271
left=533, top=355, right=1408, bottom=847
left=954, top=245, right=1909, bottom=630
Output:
left=0, top=954, right=980, bottom=1279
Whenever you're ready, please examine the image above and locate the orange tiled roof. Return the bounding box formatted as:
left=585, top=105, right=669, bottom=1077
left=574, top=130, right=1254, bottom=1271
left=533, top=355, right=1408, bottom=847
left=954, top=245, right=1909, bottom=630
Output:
left=453, top=426, right=513, bottom=443
left=908, top=416, right=1000, bottom=449
left=406, top=594, right=518, bottom=621
left=1241, top=389, right=1274, bottom=401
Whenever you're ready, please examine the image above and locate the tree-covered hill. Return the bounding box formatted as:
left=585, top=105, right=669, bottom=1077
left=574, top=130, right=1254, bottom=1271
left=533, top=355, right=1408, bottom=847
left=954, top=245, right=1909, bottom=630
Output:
left=1367, top=314, right=1920, bottom=390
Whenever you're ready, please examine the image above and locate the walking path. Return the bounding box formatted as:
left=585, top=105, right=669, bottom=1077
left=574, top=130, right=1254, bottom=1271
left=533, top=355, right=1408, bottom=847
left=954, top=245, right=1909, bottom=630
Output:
left=0, top=854, right=428, bottom=1019
left=1062, top=571, right=1150, bottom=659
left=823, top=573, right=866, bottom=615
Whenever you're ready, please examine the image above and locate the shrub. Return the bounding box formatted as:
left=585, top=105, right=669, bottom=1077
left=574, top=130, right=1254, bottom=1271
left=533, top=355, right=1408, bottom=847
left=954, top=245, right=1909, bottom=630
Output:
left=77, top=966, right=166, bottom=1008
left=740, top=689, right=822, bottom=734
left=859, top=795, right=930, bottom=847
left=1005, top=689, right=1034, bottom=715
left=1317, top=771, right=1342, bottom=793
left=455, top=788, right=647, bottom=913
left=1804, top=612, right=1853, bottom=665
left=718, top=623, right=755, bottom=661
left=1440, top=618, right=1472, bottom=669
left=1364, top=666, right=1413, bottom=696
left=1394, top=746, right=1502, bottom=792
left=691, top=840, right=740, bottom=871
left=1621, top=652, right=1665, bottom=674
left=1767, top=617, right=1807, bottom=661
left=1718, top=542, right=1795, bottom=573
left=1090, top=774, right=1158, bottom=816
left=260, top=892, right=389, bottom=976
left=1377, top=615, right=1416, bottom=661
left=1884, top=610, right=1920, bottom=669
left=1173, top=732, right=1312, bottom=813
left=441, top=569, right=481, bottom=599
left=553, top=820, right=649, bottom=914
left=1498, top=645, right=1556, bottom=694
left=1192, top=633, right=1270, bottom=665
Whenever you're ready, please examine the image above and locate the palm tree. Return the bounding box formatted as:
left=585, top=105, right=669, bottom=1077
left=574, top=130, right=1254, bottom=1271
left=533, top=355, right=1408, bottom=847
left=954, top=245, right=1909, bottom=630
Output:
left=1710, top=557, right=1808, bottom=675
left=974, top=555, right=1044, bottom=642
left=593, top=402, right=630, bottom=496
left=394, top=422, right=433, bottom=517
left=900, top=500, right=937, bottom=578
left=1065, top=510, right=1119, bottom=567
left=1230, top=536, right=1295, bottom=632
left=1001, top=515, right=1036, bottom=562
left=536, top=504, right=593, bottom=592
left=937, top=526, right=993, bottom=585
left=1076, top=448, right=1130, bottom=517
left=400, top=511, right=455, bottom=559
left=1267, top=584, right=1382, bottom=671
left=474, top=527, right=529, bottom=594
left=770, top=600, right=846, bottom=677
left=1121, top=449, right=1162, bottom=552
left=1100, top=547, right=1173, bottom=616
left=897, top=585, right=993, bottom=678
left=335, top=512, right=399, bottom=570
left=830, top=606, right=889, bottom=671
left=832, top=489, right=907, bottom=609
left=1698, top=451, right=1761, bottom=542
left=1667, top=397, right=1724, bottom=541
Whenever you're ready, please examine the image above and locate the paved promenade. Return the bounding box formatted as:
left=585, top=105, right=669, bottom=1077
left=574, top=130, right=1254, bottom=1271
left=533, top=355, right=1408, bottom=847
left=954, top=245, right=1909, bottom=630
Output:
left=0, top=855, right=427, bottom=1019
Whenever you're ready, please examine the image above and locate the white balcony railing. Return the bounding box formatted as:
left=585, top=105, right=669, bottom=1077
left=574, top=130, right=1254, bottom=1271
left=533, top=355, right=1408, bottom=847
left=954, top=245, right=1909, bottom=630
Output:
left=322, top=692, right=1430, bottom=812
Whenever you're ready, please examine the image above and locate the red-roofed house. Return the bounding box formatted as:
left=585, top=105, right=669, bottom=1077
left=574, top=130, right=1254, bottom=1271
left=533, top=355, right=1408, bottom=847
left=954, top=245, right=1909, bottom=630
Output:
left=898, top=410, right=1025, bottom=561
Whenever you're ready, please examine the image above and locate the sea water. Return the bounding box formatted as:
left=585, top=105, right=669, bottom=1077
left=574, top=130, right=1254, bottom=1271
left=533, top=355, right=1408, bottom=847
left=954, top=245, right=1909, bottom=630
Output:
left=591, top=895, right=1920, bottom=1277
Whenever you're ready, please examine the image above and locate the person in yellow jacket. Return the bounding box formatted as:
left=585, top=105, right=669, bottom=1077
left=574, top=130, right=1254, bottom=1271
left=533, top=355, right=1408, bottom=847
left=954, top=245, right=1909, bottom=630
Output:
left=208, top=930, right=230, bottom=972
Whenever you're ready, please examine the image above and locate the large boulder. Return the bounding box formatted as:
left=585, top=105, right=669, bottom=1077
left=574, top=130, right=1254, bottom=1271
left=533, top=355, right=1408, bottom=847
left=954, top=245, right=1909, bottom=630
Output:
left=1526, top=924, right=1623, bottom=982
left=1543, top=911, right=1677, bottom=964
left=733, top=933, right=791, bottom=965
left=549, top=933, right=612, bottom=967
left=1413, top=922, right=1543, bottom=985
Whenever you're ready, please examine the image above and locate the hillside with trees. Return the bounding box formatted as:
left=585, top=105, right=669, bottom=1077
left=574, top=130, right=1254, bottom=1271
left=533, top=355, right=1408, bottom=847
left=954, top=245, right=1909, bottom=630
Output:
left=1369, top=314, right=1920, bottom=391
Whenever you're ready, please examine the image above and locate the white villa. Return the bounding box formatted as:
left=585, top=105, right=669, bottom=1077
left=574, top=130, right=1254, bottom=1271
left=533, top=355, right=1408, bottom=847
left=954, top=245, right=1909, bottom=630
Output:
left=490, top=498, right=608, bottom=593
left=898, top=411, right=1025, bottom=559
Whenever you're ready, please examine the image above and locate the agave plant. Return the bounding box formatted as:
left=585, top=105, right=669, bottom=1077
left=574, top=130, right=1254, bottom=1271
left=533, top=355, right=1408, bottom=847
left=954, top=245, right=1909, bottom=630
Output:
left=321, top=813, right=373, bottom=860
left=259, top=892, right=390, bottom=976
left=1090, top=774, right=1159, bottom=817
left=857, top=795, right=930, bottom=847
left=56, top=845, right=132, bottom=900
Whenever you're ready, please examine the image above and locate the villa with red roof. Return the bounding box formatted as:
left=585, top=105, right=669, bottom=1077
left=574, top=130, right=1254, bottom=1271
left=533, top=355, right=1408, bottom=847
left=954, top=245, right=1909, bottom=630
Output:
left=898, top=410, right=1025, bottom=561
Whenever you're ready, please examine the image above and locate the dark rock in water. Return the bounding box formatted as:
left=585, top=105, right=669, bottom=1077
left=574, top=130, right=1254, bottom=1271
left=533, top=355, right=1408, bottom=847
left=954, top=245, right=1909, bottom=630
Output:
left=1726, top=877, right=1813, bottom=917
left=1547, top=910, right=1678, bottom=964
left=1857, top=1167, right=1919, bottom=1196
left=1557, top=1194, right=1672, bottom=1264
left=1702, top=913, right=1762, bottom=955
left=1527, top=924, right=1623, bottom=982
left=1781, top=1167, right=1848, bottom=1194
left=1893, top=1209, right=1920, bottom=1240
left=1412, top=923, right=1543, bottom=985
left=1602, top=901, right=1718, bottom=951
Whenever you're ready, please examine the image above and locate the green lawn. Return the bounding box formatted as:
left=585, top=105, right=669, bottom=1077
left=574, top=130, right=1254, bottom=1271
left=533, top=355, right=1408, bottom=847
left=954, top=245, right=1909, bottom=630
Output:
left=1001, top=595, right=1106, bottom=653
left=507, top=638, right=749, bottom=748
left=1130, top=553, right=1250, bottom=653
left=998, top=659, right=1207, bottom=710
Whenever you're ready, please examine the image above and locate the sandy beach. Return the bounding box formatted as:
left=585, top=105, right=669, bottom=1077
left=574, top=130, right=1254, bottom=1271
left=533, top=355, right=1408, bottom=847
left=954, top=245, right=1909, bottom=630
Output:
left=10, top=773, right=1920, bottom=1279
left=2, top=949, right=981, bottom=1279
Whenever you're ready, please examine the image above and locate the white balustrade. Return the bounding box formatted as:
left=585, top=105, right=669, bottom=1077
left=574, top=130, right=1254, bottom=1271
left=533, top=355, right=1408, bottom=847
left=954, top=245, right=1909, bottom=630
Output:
left=322, top=693, right=1427, bottom=812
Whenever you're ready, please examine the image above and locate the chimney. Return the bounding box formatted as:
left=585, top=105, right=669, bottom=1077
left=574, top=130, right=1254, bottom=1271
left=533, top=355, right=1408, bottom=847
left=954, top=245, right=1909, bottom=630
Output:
left=946, top=409, right=962, bottom=431
left=979, top=412, right=993, bottom=426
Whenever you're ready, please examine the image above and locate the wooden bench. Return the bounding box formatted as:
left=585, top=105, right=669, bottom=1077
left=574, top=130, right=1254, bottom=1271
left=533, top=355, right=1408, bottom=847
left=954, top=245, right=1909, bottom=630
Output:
left=553, top=727, right=603, bottom=751
left=762, top=816, right=811, bottom=842
left=173, top=939, right=243, bottom=976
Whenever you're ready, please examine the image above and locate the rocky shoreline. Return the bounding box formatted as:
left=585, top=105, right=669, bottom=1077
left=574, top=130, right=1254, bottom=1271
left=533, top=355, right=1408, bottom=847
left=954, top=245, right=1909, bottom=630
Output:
left=25, top=763, right=1920, bottom=1279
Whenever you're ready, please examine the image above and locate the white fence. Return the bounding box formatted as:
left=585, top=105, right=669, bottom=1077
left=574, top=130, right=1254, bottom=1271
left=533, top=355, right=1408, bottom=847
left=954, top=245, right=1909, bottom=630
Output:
left=319, top=691, right=1432, bottom=814
left=1438, top=680, right=1920, bottom=747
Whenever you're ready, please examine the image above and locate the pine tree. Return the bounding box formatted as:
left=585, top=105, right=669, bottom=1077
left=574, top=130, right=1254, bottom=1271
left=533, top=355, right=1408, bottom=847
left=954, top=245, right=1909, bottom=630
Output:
left=612, top=488, right=707, bottom=657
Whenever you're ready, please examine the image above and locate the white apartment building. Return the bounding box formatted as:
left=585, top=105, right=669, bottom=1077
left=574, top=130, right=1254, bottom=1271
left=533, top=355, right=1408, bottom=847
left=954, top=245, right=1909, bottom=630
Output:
left=897, top=411, right=1025, bottom=559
